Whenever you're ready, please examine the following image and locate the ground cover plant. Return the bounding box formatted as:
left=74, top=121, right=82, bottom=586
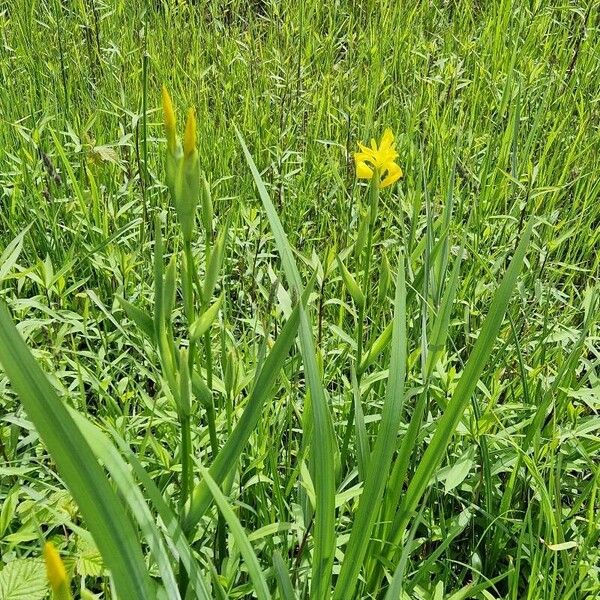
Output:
left=0, top=1, right=599, bottom=599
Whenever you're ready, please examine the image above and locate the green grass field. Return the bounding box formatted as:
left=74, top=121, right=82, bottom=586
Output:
left=0, top=1, right=599, bottom=598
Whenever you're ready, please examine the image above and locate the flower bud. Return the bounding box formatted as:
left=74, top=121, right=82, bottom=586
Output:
left=44, top=542, right=72, bottom=600
left=162, top=86, right=177, bottom=154
left=183, top=108, right=197, bottom=158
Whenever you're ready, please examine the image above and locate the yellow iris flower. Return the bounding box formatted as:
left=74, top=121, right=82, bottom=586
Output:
left=354, top=128, right=403, bottom=188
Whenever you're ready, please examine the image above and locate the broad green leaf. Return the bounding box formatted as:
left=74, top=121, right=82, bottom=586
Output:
left=203, top=228, right=226, bottom=300
left=0, top=225, right=31, bottom=283
left=336, top=255, right=365, bottom=309
left=441, top=446, right=476, bottom=493
left=0, top=558, right=47, bottom=600
left=190, top=294, right=223, bottom=342
left=116, top=296, right=155, bottom=341
left=546, top=541, right=578, bottom=551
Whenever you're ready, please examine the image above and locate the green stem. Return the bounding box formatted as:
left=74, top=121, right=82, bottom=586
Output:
left=179, top=414, right=192, bottom=510
left=357, top=177, right=380, bottom=366
left=182, top=241, right=196, bottom=329
left=203, top=334, right=218, bottom=456
left=341, top=178, right=380, bottom=466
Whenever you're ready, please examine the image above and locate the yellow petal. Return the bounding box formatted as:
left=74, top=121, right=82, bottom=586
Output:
left=161, top=86, right=177, bottom=153
left=183, top=108, right=197, bottom=158
left=356, top=161, right=374, bottom=179
left=354, top=151, right=376, bottom=165
left=356, top=130, right=400, bottom=178
left=356, top=143, right=377, bottom=160
left=44, top=542, right=68, bottom=592
left=379, top=128, right=394, bottom=149
left=374, top=147, right=398, bottom=168
left=380, top=161, right=403, bottom=188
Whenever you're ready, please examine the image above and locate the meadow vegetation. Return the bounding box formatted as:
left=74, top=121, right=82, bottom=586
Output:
left=0, top=1, right=599, bottom=599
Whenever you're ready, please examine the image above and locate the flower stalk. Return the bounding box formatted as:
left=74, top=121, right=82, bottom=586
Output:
left=341, top=129, right=403, bottom=467
left=161, top=87, right=228, bottom=588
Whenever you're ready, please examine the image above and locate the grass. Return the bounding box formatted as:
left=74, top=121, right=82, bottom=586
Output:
left=0, top=1, right=599, bottom=599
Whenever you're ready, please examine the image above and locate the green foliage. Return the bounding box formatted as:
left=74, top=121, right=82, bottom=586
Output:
left=0, top=558, right=47, bottom=600
left=0, top=1, right=599, bottom=599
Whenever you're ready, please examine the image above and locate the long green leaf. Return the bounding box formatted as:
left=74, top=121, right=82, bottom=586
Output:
left=333, top=252, right=407, bottom=599
left=109, top=430, right=212, bottom=599
left=184, top=294, right=305, bottom=531
left=237, top=127, right=336, bottom=598
left=199, top=468, right=271, bottom=600
left=69, top=410, right=181, bottom=600
left=424, top=246, right=464, bottom=379
left=386, top=221, right=533, bottom=557
left=0, top=301, right=154, bottom=600
left=273, top=552, right=297, bottom=600
left=358, top=231, right=447, bottom=376
left=379, top=246, right=464, bottom=545
left=117, top=296, right=155, bottom=342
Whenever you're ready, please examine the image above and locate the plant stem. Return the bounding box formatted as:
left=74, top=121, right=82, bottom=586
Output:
left=341, top=178, right=380, bottom=466
left=179, top=414, right=192, bottom=510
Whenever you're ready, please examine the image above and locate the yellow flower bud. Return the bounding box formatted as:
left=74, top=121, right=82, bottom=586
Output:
left=162, top=85, right=177, bottom=154
left=183, top=108, right=197, bottom=158
left=161, top=91, right=200, bottom=242
left=44, top=542, right=72, bottom=600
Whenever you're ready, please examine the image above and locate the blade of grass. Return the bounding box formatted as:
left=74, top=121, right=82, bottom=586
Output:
left=237, top=127, right=336, bottom=598
left=351, top=365, right=369, bottom=482
left=358, top=230, right=447, bottom=376
left=184, top=290, right=309, bottom=531
left=383, top=490, right=429, bottom=600
left=110, top=430, right=212, bottom=599
left=68, top=409, right=181, bottom=600
left=200, top=467, right=271, bottom=600
left=385, top=221, right=533, bottom=564
left=380, top=246, right=464, bottom=541
left=333, top=252, right=407, bottom=599
left=425, top=246, right=464, bottom=379
left=273, top=551, right=297, bottom=600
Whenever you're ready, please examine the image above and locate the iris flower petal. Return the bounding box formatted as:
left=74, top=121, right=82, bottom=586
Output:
left=354, top=151, right=375, bottom=164
left=380, top=161, right=403, bottom=188
left=356, top=161, right=374, bottom=179
left=380, top=128, right=394, bottom=150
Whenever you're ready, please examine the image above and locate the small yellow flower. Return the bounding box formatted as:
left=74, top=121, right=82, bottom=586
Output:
left=354, top=128, right=403, bottom=188
left=161, top=85, right=177, bottom=154
left=183, top=108, right=197, bottom=158
left=44, top=542, right=72, bottom=600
